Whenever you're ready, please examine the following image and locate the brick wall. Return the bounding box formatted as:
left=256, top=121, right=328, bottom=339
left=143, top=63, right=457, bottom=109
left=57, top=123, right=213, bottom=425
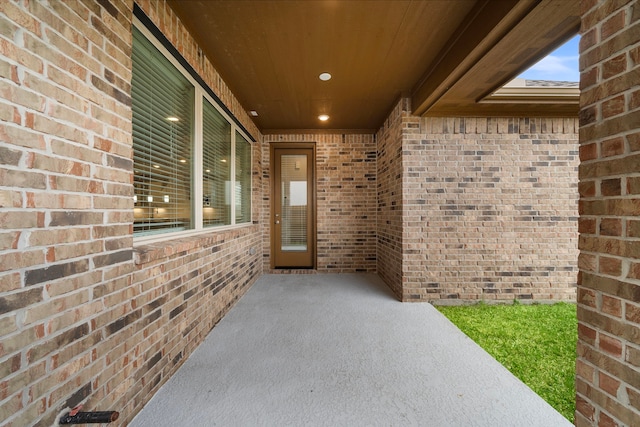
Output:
left=262, top=134, right=377, bottom=272
left=127, top=227, right=261, bottom=422
left=406, top=116, right=579, bottom=302
left=576, top=0, right=640, bottom=425
left=4, top=0, right=633, bottom=424
left=0, top=1, right=262, bottom=425
left=376, top=100, right=410, bottom=298
left=376, top=100, right=579, bottom=302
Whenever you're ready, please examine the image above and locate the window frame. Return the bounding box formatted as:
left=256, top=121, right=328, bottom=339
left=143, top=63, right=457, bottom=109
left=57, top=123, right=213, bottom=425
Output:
left=133, top=18, right=253, bottom=245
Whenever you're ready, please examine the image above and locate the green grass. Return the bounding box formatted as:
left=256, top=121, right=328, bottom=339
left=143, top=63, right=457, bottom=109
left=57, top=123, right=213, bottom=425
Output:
left=436, top=301, right=577, bottom=422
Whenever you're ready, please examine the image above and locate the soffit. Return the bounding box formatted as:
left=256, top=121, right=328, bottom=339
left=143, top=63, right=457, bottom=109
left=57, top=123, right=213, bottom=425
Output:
left=421, top=0, right=581, bottom=117
left=167, top=0, right=580, bottom=132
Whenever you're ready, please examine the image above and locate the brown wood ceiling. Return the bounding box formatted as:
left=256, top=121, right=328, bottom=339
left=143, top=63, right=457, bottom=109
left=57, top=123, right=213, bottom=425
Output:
left=167, top=0, right=580, bottom=133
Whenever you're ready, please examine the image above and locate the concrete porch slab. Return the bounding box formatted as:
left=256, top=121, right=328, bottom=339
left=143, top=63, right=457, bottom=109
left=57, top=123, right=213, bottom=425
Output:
left=130, top=274, right=572, bottom=426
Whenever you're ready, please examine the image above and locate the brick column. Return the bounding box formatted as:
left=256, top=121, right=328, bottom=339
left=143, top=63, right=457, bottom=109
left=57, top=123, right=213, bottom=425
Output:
left=577, top=0, right=640, bottom=425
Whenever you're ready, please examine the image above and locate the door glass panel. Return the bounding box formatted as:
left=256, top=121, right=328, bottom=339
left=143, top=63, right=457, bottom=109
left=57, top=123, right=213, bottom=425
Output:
left=281, top=155, right=307, bottom=252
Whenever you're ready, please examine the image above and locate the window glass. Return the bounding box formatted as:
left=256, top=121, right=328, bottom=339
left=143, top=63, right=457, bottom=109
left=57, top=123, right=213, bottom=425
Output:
left=132, top=24, right=252, bottom=238
left=132, top=27, right=194, bottom=236
left=235, top=131, right=252, bottom=224
left=203, top=98, right=231, bottom=226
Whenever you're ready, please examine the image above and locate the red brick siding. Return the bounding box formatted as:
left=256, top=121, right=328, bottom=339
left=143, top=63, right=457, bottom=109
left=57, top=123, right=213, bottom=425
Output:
left=405, top=116, right=579, bottom=302
left=376, top=100, right=410, bottom=298
left=376, top=100, right=579, bottom=303
left=577, top=0, right=640, bottom=425
left=124, top=227, right=261, bottom=423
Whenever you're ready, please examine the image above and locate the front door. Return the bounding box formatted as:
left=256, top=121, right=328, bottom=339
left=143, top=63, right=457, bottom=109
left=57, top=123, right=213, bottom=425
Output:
left=271, top=144, right=315, bottom=268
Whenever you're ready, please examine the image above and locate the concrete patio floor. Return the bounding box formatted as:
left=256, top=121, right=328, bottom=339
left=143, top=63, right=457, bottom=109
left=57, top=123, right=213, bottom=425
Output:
left=130, top=274, right=572, bottom=426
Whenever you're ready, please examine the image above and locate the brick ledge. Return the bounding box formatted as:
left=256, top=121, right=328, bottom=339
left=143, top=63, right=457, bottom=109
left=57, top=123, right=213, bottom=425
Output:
left=134, top=225, right=255, bottom=265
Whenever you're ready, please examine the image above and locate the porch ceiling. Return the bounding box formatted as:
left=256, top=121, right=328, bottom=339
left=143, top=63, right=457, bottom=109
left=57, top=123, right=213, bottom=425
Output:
left=167, top=0, right=580, bottom=133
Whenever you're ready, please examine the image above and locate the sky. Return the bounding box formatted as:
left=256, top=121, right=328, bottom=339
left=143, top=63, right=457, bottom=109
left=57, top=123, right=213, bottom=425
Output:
left=518, top=35, right=580, bottom=82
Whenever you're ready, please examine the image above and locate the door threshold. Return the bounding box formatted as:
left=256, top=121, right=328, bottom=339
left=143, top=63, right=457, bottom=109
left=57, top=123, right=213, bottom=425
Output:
left=268, top=269, right=317, bottom=274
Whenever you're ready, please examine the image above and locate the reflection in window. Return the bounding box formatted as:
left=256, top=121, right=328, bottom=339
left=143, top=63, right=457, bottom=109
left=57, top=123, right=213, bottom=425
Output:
left=203, top=98, right=231, bottom=226
left=289, top=182, right=307, bottom=206
left=132, top=27, right=194, bottom=236
left=235, top=131, right=252, bottom=224
left=132, top=24, right=253, bottom=238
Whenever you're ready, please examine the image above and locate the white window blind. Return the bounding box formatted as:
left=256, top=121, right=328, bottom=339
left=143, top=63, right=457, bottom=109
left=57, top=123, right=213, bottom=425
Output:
left=280, top=155, right=307, bottom=251
left=235, top=131, right=252, bottom=224
left=132, top=27, right=194, bottom=236
left=202, top=98, right=231, bottom=226
left=132, top=20, right=253, bottom=240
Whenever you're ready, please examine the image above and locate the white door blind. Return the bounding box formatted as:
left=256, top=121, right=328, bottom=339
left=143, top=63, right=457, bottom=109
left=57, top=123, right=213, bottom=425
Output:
left=202, top=98, right=231, bottom=226
left=132, top=27, right=194, bottom=236
left=280, top=155, right=307, bottom=251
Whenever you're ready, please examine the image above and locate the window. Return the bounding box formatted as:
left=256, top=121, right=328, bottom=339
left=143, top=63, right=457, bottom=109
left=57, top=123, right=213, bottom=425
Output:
left=203, top=98, right=231, bottom=227
left=132, top=27, right=194, bottom=235
left=235, top=131, right=252, bottom=224
left=132, top=24, right=252, bottom=239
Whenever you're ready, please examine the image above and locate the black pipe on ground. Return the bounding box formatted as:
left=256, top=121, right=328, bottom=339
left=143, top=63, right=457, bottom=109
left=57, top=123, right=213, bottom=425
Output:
left=59, top=411, right=119, bottom=424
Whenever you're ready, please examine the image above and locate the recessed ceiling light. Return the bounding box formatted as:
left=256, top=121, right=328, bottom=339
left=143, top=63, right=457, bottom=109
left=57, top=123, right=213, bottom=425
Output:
left=153, top=164, right=160, bottom=168
left=166, top=116, right=179, bottom=122
left=319, top=72, right=332, bottom=81
left=249, top=110, right=258, bottom=117
left=318, top=114, right=329, bottom=121
left=180, top=159, right=187, bottom=163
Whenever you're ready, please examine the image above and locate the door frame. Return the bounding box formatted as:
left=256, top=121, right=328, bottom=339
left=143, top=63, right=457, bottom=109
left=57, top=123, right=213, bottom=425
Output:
left=270, top=142, right=317, bottom=269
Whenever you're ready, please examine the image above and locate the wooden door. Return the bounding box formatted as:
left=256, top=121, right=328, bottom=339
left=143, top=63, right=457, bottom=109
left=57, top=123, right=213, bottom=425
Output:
left=272, top=144, right=315, bottom=268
